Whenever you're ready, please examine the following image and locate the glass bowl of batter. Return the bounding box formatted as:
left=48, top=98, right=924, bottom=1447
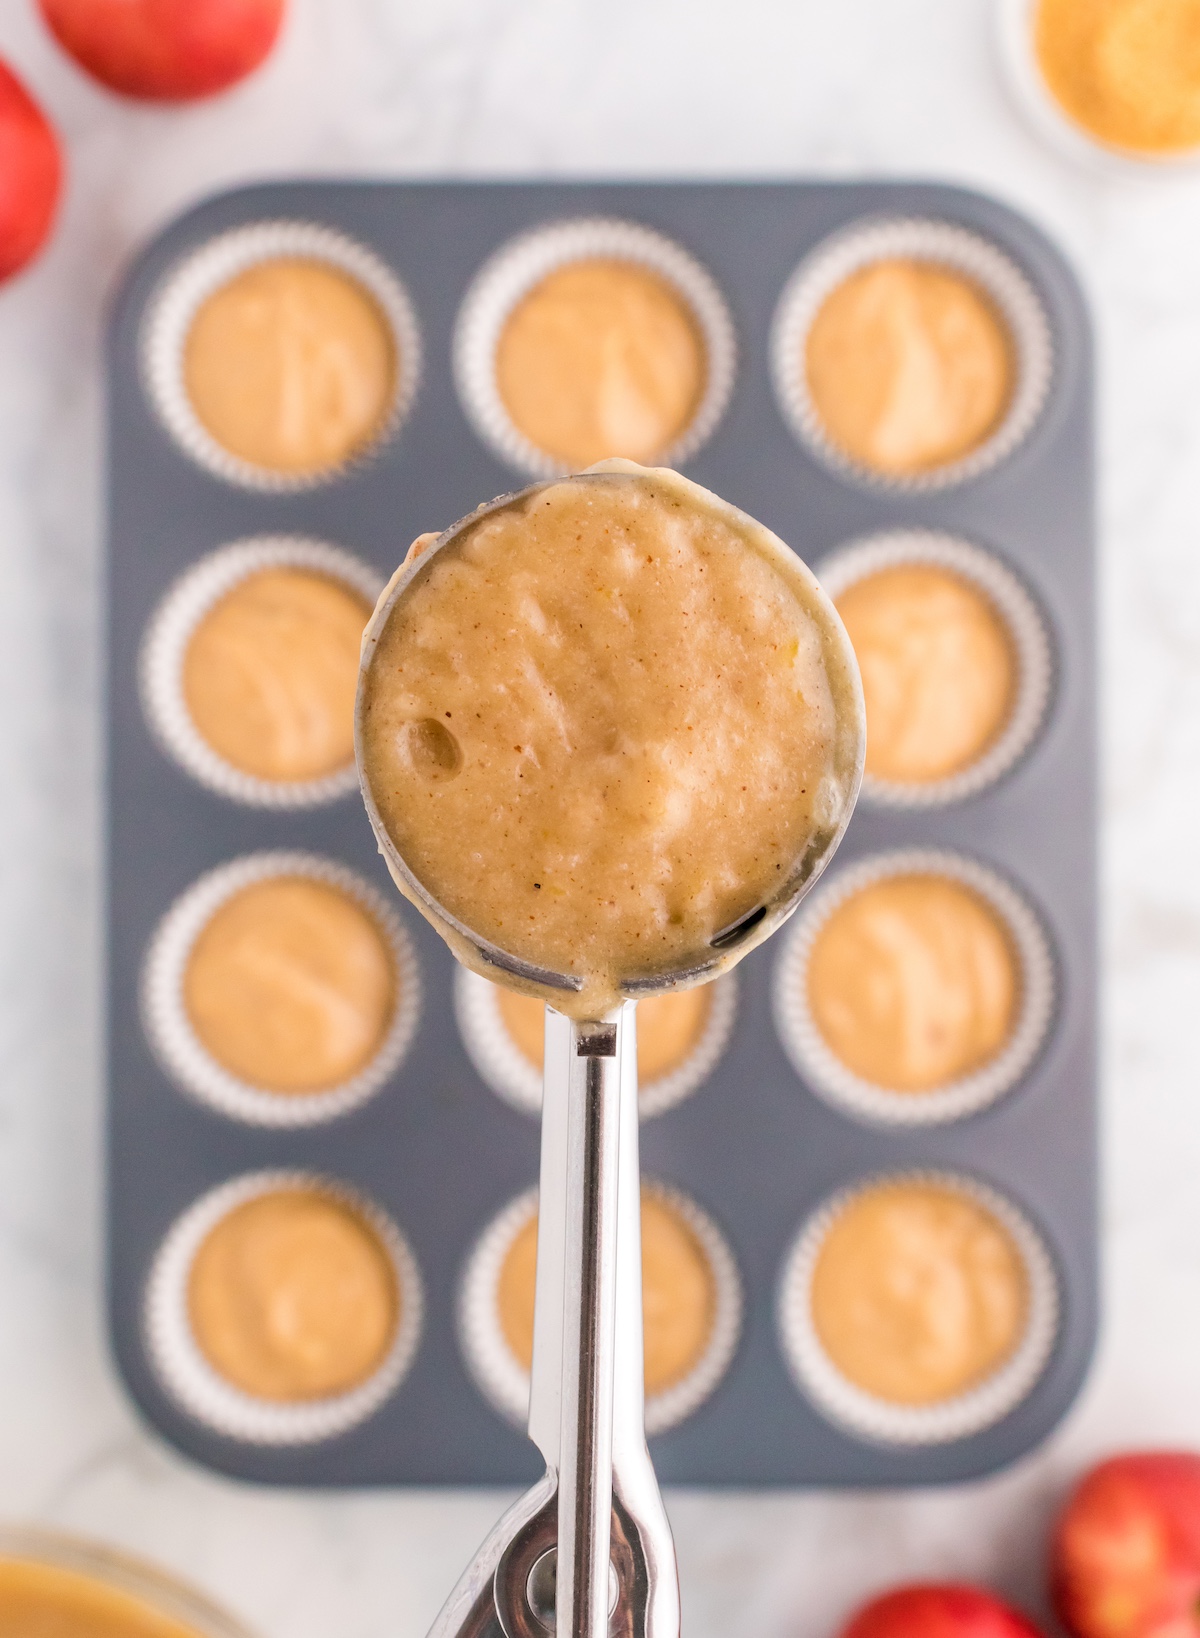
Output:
left=0, top=1527, right=255, bottom=1638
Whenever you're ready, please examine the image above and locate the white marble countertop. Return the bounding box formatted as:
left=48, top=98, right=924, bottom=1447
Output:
left=1, top=1, right=1198, bottom=1635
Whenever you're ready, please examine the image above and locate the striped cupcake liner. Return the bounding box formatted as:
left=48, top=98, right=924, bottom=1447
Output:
left=773, top=848, right=1056, bottom=1127
left=453, top=217, right=737, bottom=477
left=141, top=851, right=420, bottom=1128
left=144, top=1169, right=423, bottom=1446
left=771, top=215, right=1053, bottom=492
left=777, top=1168, right=1059, bottom=1445
left=141, top=219, right=421, bottom=491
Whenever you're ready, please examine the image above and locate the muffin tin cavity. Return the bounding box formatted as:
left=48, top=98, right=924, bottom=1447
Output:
left=459, top=1180, right=742, bottom=1437
left=144, top=1170, right=423, bottom=1446
left=454, top=968, right=738, bottom=1120
left=818, top=531, right=1053, bottom=808
left=141, top=852, right=420, bottom=1128
left=774, top=849, right=1055, bottom=1128
left=108, top=180, right=1095, bottom=1486
left=141, top=538, right=382, bottom=808
left=141, top=220, right=421, bottom=491
left=771, top=216, right=1053, bottom=491
left=453, top=218, right=736, bottom=477
left=777, top=1170, right=1059, bottom=1446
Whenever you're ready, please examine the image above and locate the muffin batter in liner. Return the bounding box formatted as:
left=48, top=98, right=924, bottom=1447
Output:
left=771, top=216, right=1052, bottom=492
left=454, top=971, right=739, bottom=1120
left=818, top=530, right=1053, bottom=808
left=141, top=219, right=421, bottom=491
left=144, top=1169, right=423, bottom=1446
left=453, top=218, right=736, bottom=477
left=773, top=848, right=1055, bottom=1127
left=776, top=1168, right=1058, bottom=1446
left=141, top=851, right=420, bottom=1127
left=459, top=1179, right=741, bottom=1436
left=140, top=537, right=383, bottom=809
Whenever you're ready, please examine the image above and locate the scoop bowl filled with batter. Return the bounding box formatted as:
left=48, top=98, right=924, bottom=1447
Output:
left=357, top=459, right=864, bottom=1018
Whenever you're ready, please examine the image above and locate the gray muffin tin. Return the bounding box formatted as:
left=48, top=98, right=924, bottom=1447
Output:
left=106, top=179, right=1096, bottom=1486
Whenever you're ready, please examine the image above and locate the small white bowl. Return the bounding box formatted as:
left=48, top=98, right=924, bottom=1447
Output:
left=996, top=0, right=1200, bottom=178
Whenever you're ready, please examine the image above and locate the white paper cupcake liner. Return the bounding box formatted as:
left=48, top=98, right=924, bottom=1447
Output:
left=777, top=1168, right=1059, bottom=1446
left=770, top=216, right=1053, bottom=492
left=457, top=1185, right=540, bottom=1431
left=818, top=530, right=1054, bottom=808
left=144, top=1169, right=423, bottom=1446
left=773, top=848, right=1056, bottom=1127
left=459, top=1179, right=742, bottom=1437
left=454, top=970, right=738, bottom=1120
left=141, top=851, right=421, bottom=1128
left=140, top=536, right=383, bottom=808
left=995, top=0, right=1200, bottom=177
left=141, top=219, right=422, bottom=491
left=453, top=217, right=737, bottom=478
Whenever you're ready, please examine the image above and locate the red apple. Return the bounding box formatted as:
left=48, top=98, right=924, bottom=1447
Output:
left=1053, top=1453, right=1200, bottom=1638
left=0, top=58, right=62, bottom=283
left=38, top=0, right=286, bottom=101
left=840, top=1585, right=1045, bottom=1638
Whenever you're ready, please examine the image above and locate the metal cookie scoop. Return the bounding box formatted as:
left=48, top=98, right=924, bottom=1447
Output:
left=355, top=466, right=864, bottom=1638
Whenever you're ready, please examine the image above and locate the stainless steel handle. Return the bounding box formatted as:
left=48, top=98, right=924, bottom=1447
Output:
left=427, top=1001, right=678, bottom=1638
left=558, top=1019, right=622, bottom=1638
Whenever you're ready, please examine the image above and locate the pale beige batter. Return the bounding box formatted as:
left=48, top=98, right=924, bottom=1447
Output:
left=805, top=260, right=1014, bottom=475
left=188, top=1188, right=398, bottom=1402
left=184, top=258, right=396, bottom=474
left=359, top=465, right=863, bottom=1017
left=807, top=874, right=1018, bottom=1092
left=0, top=1558, right=207, bottom=1638
left=810, top=1180, right=1028, bottom=1405
left=835, top=563, right=1016, bottom=784
left=184, top=567, right=371, bottom=783
left=184, top=876, right=395, bottom=1094
left=496, top=259, right=706, bottom=468
left=1035, top=0, right=1200, bottom=156
left=498, top=1192, right=716, bottom=1395
left=495, top=985, right=712, bottom=1083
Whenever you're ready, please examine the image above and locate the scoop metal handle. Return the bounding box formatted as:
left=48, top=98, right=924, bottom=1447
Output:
left=425, top=1004, right=678, bottom=1638
left=558, top=1018, right=621, bottom=1638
